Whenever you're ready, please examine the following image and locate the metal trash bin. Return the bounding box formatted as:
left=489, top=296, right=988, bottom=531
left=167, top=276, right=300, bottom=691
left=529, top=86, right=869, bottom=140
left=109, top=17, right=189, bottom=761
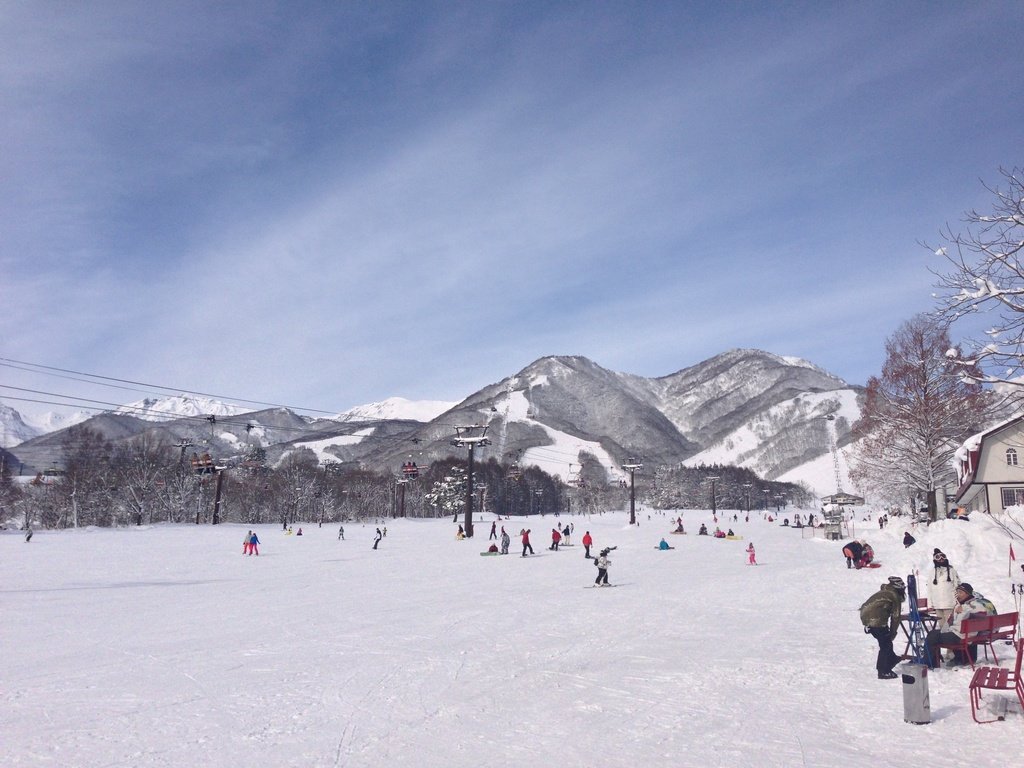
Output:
left=900, top=662, right=930, bottom=724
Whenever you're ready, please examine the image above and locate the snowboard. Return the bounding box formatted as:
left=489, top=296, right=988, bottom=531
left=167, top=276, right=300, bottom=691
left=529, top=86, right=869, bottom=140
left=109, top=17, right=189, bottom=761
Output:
left=725, top=535, right=744, bottom=540
left=585, top=584, right=620, bottom=588
left=480, top=551, right=506, bottom=556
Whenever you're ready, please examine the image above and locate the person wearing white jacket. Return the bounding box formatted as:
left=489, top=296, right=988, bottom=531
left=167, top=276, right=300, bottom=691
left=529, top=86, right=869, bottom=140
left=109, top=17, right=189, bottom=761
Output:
left=925, top=549, right=960, bottom=626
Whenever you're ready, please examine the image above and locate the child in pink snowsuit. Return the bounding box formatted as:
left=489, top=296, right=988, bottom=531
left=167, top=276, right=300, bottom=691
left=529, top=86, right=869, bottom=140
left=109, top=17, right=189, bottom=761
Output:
left=746, top=543, right=757, bottom=565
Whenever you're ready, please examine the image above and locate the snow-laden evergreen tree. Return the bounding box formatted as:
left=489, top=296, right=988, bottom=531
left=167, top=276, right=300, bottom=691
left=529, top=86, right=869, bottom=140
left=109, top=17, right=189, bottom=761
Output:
left=424, top=466, right=467, bottom=519
left=850, top=315, right=990, bottom=517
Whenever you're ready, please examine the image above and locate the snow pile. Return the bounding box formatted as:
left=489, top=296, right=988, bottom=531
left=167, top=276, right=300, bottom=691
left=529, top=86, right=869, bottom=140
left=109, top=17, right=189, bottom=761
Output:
left=2, top=510, right=1021, bottom=767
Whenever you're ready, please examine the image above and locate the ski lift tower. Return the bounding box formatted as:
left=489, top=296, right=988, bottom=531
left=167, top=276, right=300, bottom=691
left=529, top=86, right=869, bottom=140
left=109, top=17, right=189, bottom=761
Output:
left=451, top=425, right=490, bottom=538
left=622, top=458, right=643, bottom=525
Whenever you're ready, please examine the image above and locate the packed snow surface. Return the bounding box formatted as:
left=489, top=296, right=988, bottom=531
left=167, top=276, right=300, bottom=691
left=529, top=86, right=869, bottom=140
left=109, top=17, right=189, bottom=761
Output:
left=2, top=510, right=1021, bottom=767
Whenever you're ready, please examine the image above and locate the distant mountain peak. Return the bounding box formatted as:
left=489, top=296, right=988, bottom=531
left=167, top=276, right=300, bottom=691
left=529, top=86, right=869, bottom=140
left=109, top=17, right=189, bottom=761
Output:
left=113, top=394, right=249, bottom=421
left=338, top=397, right=456, bottom=423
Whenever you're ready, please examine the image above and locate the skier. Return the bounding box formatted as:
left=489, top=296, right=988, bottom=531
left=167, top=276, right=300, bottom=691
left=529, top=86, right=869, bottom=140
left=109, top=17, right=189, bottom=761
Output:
left=746, top=542, right=757, bottom=565
left=859, top=576, right=905, bottom=679
left=248, top=531, right=260, bottom=556
left=582, top=530, right=593, bottom=558
left=490, top=521, right=497, bottom=540
left=373, top=527, right=382, bottom=550
left=500, top=528, right=510, bottom=555
left=521, top=528, right=534, bottom=557
left=594, top=547, right=613, bottom=586
left=338, top=525, right=345, bottom=540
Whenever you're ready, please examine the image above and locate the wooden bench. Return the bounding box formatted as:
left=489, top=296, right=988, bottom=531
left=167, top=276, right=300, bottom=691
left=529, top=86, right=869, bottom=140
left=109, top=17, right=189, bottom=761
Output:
left=969, top=639, right=1024, bottom=723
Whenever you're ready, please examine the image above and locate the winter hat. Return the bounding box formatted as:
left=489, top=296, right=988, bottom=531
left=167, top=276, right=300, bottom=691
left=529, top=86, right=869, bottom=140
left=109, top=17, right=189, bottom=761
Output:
left=887, top=576, right=906, bottom=591
left=933, top=548, right=942, bottom=555
left=956, top=582, right=974, bottom=595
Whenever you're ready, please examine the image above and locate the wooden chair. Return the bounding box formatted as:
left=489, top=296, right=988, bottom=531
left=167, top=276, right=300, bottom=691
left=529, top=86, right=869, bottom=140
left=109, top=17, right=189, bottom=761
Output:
left=969, top=639, right=1024, bottom=723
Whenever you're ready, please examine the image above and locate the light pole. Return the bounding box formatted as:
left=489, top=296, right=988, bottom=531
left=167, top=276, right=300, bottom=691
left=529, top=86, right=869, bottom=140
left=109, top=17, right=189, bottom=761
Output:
left=451, top=425, right=490, bottom=538
left=622, top=458, right=643, bottom=525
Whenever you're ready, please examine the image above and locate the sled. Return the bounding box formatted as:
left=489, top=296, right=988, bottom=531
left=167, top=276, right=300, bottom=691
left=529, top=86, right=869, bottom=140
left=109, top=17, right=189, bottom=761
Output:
left=864, top=562, right=883, bottom=568
left=725, top=535, right=744, bottom=540
left=669, top=531, right=687, bottom=535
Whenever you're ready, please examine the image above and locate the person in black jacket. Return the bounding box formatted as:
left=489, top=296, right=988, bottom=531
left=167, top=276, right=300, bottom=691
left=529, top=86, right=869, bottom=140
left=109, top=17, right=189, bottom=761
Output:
left=903, top=531, right=916, bottom=548
left=860, top=577, right=906, bottom=679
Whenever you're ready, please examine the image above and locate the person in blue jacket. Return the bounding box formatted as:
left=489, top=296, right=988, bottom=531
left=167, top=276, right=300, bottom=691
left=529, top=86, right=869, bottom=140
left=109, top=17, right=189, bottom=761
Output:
left=658, top=538, right=674, bottom=550
left=248, top=531, right=260, bottom=556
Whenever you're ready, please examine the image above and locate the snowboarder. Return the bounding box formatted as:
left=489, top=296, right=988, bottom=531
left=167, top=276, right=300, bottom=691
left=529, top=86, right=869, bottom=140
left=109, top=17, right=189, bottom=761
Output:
left=842, top=540, right=866, bottom=569
left=698, top=524, right=708, bottom=536
left=746, top=542, right=757, bottom=565
left=248, top=531, right=260, bottom=556
left=562, top=524, right=571, bottom=545
left=521, top=529, right=534, bottom=557
left=658, top=538, right=674, bottom=550
left=550, top=528, right=561, bottom=551
left=296, top=528, right=303, bottom=536
left=373, top=527, right=382, bottom=550
left=903, top=531, right=916, bottom=548
left=25, top=526, right=33, bottom=543
left=859, top=576, right=905, bottom=679
left=338, top=525, right=345, bottom=540
left=582, top=530, right=593, bottom=558
left=500, top=529, right=510, bottom=554
left=594, top=547, right=613, bottom=586
left=490, top=521, right=497, bottom=540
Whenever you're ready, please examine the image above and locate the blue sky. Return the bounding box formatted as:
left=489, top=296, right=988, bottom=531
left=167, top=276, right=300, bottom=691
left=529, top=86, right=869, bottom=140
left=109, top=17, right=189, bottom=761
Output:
left=2, top=1, right=1023, bottom=418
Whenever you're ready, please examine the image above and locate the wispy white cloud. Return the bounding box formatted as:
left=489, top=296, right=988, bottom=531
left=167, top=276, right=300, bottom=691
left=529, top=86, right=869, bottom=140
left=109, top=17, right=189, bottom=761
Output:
left=3, top=2, right=1022, bottom=416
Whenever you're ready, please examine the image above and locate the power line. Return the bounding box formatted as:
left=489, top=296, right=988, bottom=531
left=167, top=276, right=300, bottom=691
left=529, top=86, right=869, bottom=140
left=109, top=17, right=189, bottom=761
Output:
left=0, top=356, right=340, bottom=416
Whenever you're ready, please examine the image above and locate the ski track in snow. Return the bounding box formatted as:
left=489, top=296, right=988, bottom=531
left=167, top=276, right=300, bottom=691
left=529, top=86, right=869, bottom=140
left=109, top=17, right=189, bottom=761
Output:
left=1, top=512, right=1020, bottom=767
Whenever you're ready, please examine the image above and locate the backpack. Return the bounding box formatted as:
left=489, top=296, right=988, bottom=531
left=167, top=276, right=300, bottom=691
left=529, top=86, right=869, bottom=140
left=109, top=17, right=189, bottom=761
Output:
left=859, top=589, right=894, bottom=628
left=972, top=593, right=997, bottom=615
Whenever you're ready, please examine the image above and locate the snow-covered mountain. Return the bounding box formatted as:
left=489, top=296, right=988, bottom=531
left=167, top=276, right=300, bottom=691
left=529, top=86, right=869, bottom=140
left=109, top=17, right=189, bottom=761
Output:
left=0, top=403, right=91, bottom=447
left=364, top=350, right=864, bottom=494
left=338, top=397, right=455, bottom=423
left=6, top=350, right=865, bottom=495
left=113, top=394, right=250, bottom=421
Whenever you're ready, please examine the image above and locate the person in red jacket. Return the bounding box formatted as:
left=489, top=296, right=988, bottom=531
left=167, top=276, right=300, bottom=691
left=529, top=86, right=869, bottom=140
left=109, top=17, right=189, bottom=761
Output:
left=582, top=530, right=593, bottom=559
left=550, top=528, right=562, bottom=551
left=521, top=528, right=534, bottom=557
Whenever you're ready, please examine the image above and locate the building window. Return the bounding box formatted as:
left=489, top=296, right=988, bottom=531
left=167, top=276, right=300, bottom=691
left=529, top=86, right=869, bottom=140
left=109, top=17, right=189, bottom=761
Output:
left=1008, top=448, right=1019, bottom=466
left=1000, top=487, right=1024, bottom=508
